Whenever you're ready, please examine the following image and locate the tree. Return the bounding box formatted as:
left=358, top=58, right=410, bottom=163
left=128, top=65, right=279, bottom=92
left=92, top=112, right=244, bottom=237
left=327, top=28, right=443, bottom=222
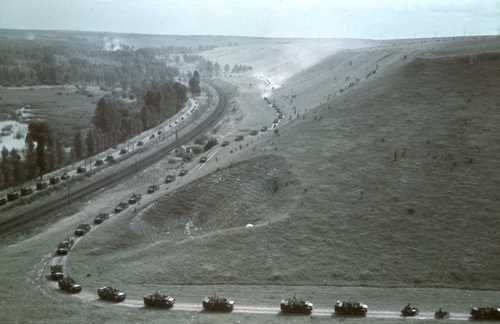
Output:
left=72, top=132, right=83, bottom=161
left=25, top=140, right=37, bottom=180
left=189, top=70, right=201, bottom=96
left=1, top=147, right=11, bottom=187
left=214, top=62, right=221, bottom=76
left=10, top=148, right=23, bottom=185
left=224, top=64, right=230, bottom=74
left=85, top=129, right=96, bottom=158
left=55, top=138, right=65, bottom=167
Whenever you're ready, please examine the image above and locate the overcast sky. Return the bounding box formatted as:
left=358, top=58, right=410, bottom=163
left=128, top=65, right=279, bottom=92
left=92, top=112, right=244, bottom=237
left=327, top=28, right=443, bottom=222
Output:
left=1, top=0, right=499, bottom=39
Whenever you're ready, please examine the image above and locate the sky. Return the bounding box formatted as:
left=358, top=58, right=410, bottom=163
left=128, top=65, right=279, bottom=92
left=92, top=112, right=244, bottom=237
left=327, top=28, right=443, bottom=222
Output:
left=0, top=0, right=499, bottom=39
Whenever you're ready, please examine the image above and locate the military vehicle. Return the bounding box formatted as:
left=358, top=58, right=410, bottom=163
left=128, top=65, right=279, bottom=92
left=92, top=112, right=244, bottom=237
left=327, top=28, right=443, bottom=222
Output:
left=61, top=172, right=70, bottom=180
left=105, top=155, right=116, bottom=163
left=114, top=202, right=129, bottom=213
left=20, top=187, right=34, bottom=196
left=199, top=156, right=207, bottom=163
left=7, top=192, right=19, bottom=202
left=58, top=277, right=82, bottom=294
left=401, top=304, right=419, bottom=317
left=221, top=141, right=229, bottom=147
left=94, top=159, right=104, bottom=167
left=137, top=141, right=144, bottom=146
left=120, top=148, right=128, bottom=155
left=179, top=169, right=188, bottom=177
left=149, top=134, right=155, bottom=140
left=334, top=300, right=368, bottom=316
left=435, top=308, right=450, bottom=319
left=249, top=130, right=258, bottom=136
left=49, top=176, right=61, bottom=185
left=128, top=193, right=142, bottom=204
left=165, top=175, right=176, bottom=183
left=0, top=197, right=6, bottom=206
left=98, top=287, right=126, bottom=302
left=280, top=296, right=313, bottom=315
left=147, top=185, right=159, bottom=194
left=94, top=213, right=110, bottom=225
left=77, top=166, right=87, bottom=174
left=36, top=181, right=48, bottom=190
left=144, top=291, right=176, bottom=309
left=74, top=223, right=91, bottom=236
left=202, top=295, right=234, bottom=312
left=49, top=265, right=64, bottom=281
left=261, top=126, right=268, bottom=132
left=470, top=306, right=500, bottom=320
left=235, top=135, right=244, bottom=141
left=55, top=237, right=74, bottom=255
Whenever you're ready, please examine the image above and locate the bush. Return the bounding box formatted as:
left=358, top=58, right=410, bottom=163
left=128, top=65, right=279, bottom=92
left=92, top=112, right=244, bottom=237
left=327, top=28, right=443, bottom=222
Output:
left=194, top=135, right=208, bottom=145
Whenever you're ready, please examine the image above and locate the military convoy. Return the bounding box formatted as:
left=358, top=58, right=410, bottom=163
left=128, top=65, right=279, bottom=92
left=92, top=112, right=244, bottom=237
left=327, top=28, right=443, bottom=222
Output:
left=77, top=166, right=87, bottom=174
left=202, top=295, right=234, bottom=312
left=7, top=191, right=20, bottom=201
left=49, top=176, right=61, bottom=185
left=334, top=300, right=368, bottom=316
left=20, top=187, right=33, bottom=196
left=58, top=277, right=82, bottom=294
left=55, top=237, right=75, bottom=255
left=144, top=291, right=175, bottom=309
left=401, top=304, right=419, bottom=317
left=98, top=287, right=126, bottom=303
left=435, top=308, right=450, bottom=319
left=36, top=181, right=48, bottom=190
left=280, top=296, right=313, bottom=315
left=128, top=193, right=142, bottom=204
left=179, top=170, right=188, bottom=177
left=74, top=223, right=91, bottom=236
left=114, top=201, right=129, bottom=213
left=94, top=159, right=104, bottom=167
left=94, top=213, right=110, bottom=225
left=49, top=265, right=64, bottom=281
left=147, top=185, right=159, bottom=194
left=470, top=306, right=500, bottom=320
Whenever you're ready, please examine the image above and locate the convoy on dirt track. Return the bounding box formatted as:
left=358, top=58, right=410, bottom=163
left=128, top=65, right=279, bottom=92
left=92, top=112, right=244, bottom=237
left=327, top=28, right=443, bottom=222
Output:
left=401, top=304, right=419, bottom=317
left=202, top=295, right=234, bottom=312
left=58, top=277, right=82, bottom=294
left=144, top=291, right=176, bottom=309
left=280, top=296, right=313, bottom=315
left=98, top=287, right=126, bottom=302
left=334, top=300, right=368, bottom=316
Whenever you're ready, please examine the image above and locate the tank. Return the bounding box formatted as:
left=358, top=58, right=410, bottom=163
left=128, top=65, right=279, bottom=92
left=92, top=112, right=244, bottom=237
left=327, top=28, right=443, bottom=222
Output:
left=58, top=277, right=82, bottom=294
left=20, top=187, right=34, bottom=196
left=137, top=141, right=144, bottom=146
left=234, top=135, right=244, bottom=141
left=98, top=287, right=126, bottom=302
left=147, top=185, right=159, bottom=194
left=94, top=159, right=104, bottom=167
left=128, top=194, right=142, bottom=204
left=144, top=291, right=175, bottom=309
left=36, top=182, right=48, bottom=190
left=120, top=148, right=128, bottom=155
left=280, top=296, right=313, bottom=315
left=77, top=166, right=87, bottom=174
left=74, top=223, right=91, bottom=236
left=61, top=173, right=70, bottom=180
left=261, top=126, right=268, bottom=132
left=94, top=213, right=109, bottom=225
left=165, top=175, right=176, bottom=183
left=221, top=141, right=229, bottom=147
left=49, top=176, right=60, bottom=185
left=334, top=300, right=368, bottom=316
left=249, top=130, right=258, bottom=136
left=0, top=197, right=7, bottom=206
left=105, top=155, right=116, bottom=163
left=202, top=295, right=234, bottom=312
left=7, top=192, right=20, bottom=202
left=401, top=304, right=419, bottom=317
left=435, top=308, right=450, bottom=319
left=179, top=170, right=188, bottom=177
left=49, top=265, right=64, bottom=281
left=199, top=156, right=207, bottom=163
left=470, top=306, right=500, bottom=320
left=114, top=202, right=129, bottom=213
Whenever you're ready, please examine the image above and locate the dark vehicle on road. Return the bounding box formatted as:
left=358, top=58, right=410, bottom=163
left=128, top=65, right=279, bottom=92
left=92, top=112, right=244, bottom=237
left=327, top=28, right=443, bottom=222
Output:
left=94, top=159, right=104, bottom=167
left=120, top=148, right=128, bottom=155
left=49, top=265, right=64, bottom=281
left=74, top=223, right=91, bottom=236
left=199, top=156, right=207, bottom=163
left=149, top=134, right=155, bottom=140
left=36, top=182, right=48, bottom=190
left=235, top=135, right=244, bottom=141
left=261, top=126, right=268, bottom=132
left=334, top=300, right=368, bottom=316
left=144, top=291, right=175, bottom=309
left=280, top=296, right=313, bottom=315
left=7, top=192, right=19, bottom=202
left=55, top=237, right=74, bottom=255
left=179, top=169, right=188, bottom=177
left=105, top=155, right=116, bottom=163
left=147, top=185, right=159, bottom=194
left=61, top=172, right=70, bottom=180
left=77, top=166, right=87, bottom=174
left=401, top=304, right=419, bottom=317
left=94, top=213, right=109, bottom=225
left=221, top=141, right=229, bottom=147
left=249, top=130, right=258, bottom=136
left=98, top=287, right=126, bottom=302
left=470, top=306, right=500, bottom=320
left=49, top=176, right=60, bottom=185
left=0, top=197, right=6, bottom=206
left=435, top=308, right=450, bottom=319
left=128, top=193, right=142, bottom=204
left=165, top=175, right=176, bottom=183
left=58, top=277, right=82, bottom=294
left=20, top=187, right=33, bottom=196
left=202, top=295, right=234, bottom=312
left=114, top=202, right=129, bottom=213
left=137, top=141, right=144, bottom=146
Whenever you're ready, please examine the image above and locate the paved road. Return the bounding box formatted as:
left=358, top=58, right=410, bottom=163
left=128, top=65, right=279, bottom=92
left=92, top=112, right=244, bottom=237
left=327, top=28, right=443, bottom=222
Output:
left=0, top=81, right=229, bottom=236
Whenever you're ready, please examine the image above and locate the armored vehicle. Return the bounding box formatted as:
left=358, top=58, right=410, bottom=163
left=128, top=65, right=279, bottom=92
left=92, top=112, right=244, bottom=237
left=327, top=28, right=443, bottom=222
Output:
left=20, top=187, right=34, bottom=196
left=261, top=126, right=268, bottom=132
left=120, top=148, right=128, bottom=155
left=94, top=159, right=104, bottom=167
left=36, top=182, right=48, bottom=190
left=202, top=295, right=234, bottom=312
left=199, top=156, right=207, bottom=163
left=221, top=141, right=229, bottom=147
left=98, top=287, right=126, bottom=302
left=334, top=300, right=368, bottom=316
left=147, top=185, right=159, bottom=194
left=470, top=306, right=500, bottom=320
left=401, top=304, right=419, bottom=317
left=49, top=176, right=60, bottom=185
left=0, top=197, right=6, bottom=206
left=77, top=166, right=87, bottom=174
left=105, top=155, right=116, bottom=163
left=128, top=194, right=142, bottom=204
left=137, top=141, right=144, bottom=146
left=435, top=308, right=450, bottom=319
left=55, top=238, right=74, bottom=255
left=61, top=172, right=70, bottom=180
left=235, top=135, right=244, bottom=141
left=280, top=296, right=313, bottom=315
left=49, top=265, right=64, bottom=281
left=58, top=277, right=82, bottom=294
left=7, top=192, right=19, bottom=202
left=144, top=291, right=175, bottom=309
left=165, top=175, right=176, bottom=183
left=179, top=170, right=188, bottom=177
left=249, top=130, right=258, bottom=136
left=94, top=213, right=109, bottom=225
left=114, top=202, right=129, bottom=213
left=74, top=223, right=91, bottom=236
